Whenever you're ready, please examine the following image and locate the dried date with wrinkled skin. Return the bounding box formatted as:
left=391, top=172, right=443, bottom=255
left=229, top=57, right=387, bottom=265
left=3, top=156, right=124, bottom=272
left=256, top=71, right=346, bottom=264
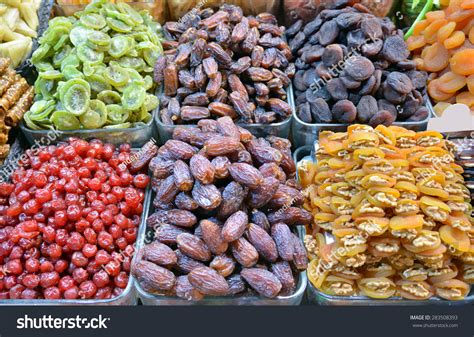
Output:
left=190, top=154, right=215, bottom=185
left=247, top=176, right=280, bottom=209
left=143, top=241, right=177, bottom=267
left=229, top=91, right=253, bottom=120
left=203, top=57, right=219, bottom=79
left=246, top=223, right=278, bottom=262
left=181, top=106, right=210, bottom=121
left=175, top=250, right=205, bottom=273
left=251, top=210, right=271, bottom=233
left=209, top=102, right=237, bottom=119
left=194, top=64, right=207, bottom=89
left=211, top=156, right=231, bottom=179
left=291, top=233, right=309, bottom=270
left=175, top=275, right=204, bottom=301
left=192, top=181, right=222, bottom=210
left=208, top=42, right=232, bottom=65
left=188, top=266, right=230, bottom=296
left=206, top=72, right=222, bottom=98
left=231, top=237, right=259, bottom=267
left=271, top=223, right=295, bottom=261
left=217, top=181, right=246, bottom=219
left=216, top=116, right=240, bottom=139
left=191, top=38, right=207, bottom=67
left=267, top=207, right=312, bottom=226
left=227, top=274, right=246, bottom=294
left=200, top=219, right=228, bottom=255
left=210, top=254, right=236, bottom=277
left=231, top=16, right=249, bottom=43
left=270, top=261, right=296, bottom=293
left=240, top=268, right=282, bottom=298
left=259, top=163, right=286, bottom=183
left=154, top=175, right=180, bottom=207
left=175, top=192, right=199, bottom=211
left=155, top=224, right=190, bottom=246
left=165, top=209, right=197, bottom=228
left=222, top=211, right=249, bottom=242
left=204, top=136, right=241, bottom=156
left=165, top=140, right=196, bottom=161
left=183, top=92, right=209, bottom=106
left=133, top=260, right=176, bottom=291
left=164, top=63, right=179, bottom=96
left=228, top=74, right=249, bottom=101
left=177, top=233, right=212, bottom=262
left=230, top=56, right=251, bottom=74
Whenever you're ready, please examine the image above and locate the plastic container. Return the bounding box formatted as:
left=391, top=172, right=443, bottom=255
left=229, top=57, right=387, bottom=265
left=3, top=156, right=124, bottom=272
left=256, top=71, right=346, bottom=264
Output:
left=290, top=94, right=432, bottom=148
left=154, top=86, right=294, bottom=144
left=0, top=158, right=152, bottom=306
left=135, top=192, right=307, bottom=306
left=53, top=1, right=168, bottom=23
left=20, top=116, right=156, bottom=148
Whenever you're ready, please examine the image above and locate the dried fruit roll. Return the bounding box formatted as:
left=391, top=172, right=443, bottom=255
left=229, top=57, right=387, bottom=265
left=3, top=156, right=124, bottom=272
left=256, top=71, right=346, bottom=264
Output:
left=0, top=69, right=16, bottom=98
left=134, top=116, right=311, bottom=300
left=0, top=76, right=28, bottom=112
left=0, top=58, right=10, bottom=75
left=5, top=86, right=34, bottom=126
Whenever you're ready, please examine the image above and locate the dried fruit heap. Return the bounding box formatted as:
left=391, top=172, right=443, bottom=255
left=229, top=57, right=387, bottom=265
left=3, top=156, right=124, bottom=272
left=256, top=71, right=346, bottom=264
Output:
left=287, top=5, right=429, bottom=126
left=0, top=57, right=34, bottom=164
left=299, top=125, right=473, bottom=300
left=133, top=116, right=312, bottom=300
left=155, top=4, right=294, bottom=125
left=0, top=139, right=151, bottom=299
left=407, top=2, right=474, bottom=107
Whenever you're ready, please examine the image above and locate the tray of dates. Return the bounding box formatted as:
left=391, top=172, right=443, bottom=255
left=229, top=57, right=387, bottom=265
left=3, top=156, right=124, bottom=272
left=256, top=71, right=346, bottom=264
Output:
left=286, top=4, right=431, bottom=147
left=297, top=125, right=474, bottom=305
left=0, top=139, right=154, bottom=305
left=153, top=4, right=295, bottom=143
left=132, top=116, right=311, bottom=305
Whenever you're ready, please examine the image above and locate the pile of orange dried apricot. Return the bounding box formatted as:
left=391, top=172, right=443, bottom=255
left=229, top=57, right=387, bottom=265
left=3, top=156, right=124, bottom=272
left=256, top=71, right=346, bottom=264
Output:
left=407, top=0, right=474, bottom=106
left=298, top=125, right=473, bottom=300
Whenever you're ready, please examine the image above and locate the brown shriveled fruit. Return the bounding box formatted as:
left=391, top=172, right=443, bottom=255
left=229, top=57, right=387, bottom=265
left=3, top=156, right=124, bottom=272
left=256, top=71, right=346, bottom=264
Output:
left=200, top=219, right=228, bottom=255
left=188, top=266, right=230, bottom=296
left=222, top=211, right=249, bottom=242
left=231, top=237, right=259, bottom=267
left=133, top=260, right=176, bottom=291
left=246, top=223, right=278, bottom=262
left=177, top=233, right=212, bottom=262
left=240, top=268, right=282, bottom=298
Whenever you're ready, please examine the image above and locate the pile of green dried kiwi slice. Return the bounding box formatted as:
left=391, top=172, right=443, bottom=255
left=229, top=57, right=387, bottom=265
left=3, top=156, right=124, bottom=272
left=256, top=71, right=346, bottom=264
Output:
left=24, top=0, right=163, bottom=131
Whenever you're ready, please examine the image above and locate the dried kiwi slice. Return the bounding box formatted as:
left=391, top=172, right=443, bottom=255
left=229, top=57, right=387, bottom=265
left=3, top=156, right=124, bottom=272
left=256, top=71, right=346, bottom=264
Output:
left=117, top=56, right=145, bottom=71
left=63, top=65, right=84, bottom=81
left=87, top=30, right=111, bottom=48
left=79, top=100, right=107, bottom=129
left=144, top=94, right=159, bottom=111
left=69, top=26, right=94, bottom=47
left=106, top=17, right=132, bottom=33
left=97, top=90, right=121, bottom=104
left=53, top=45, right=72, bottom=67
left=80, top=13, right=107, bottom=30
left=60, top=53, right=80, bottom=72
left=117, top=2, right=143, bottom=25
left=109, top=35, right=134, bottom=58
left=51, top=111, right=81, bottom=130
left=39, top=70, right=63, bottom=80
left=106, top=104, right=130, bottom=124
left=122, top=83, right=145, bottom=111
left=77, top=45, right=104, bottom=65
left=61, top=79, right=91, bottom=116
left=87, top=74, right=112, bottom=94
left=104, top=63, right=130, bottom=87
left=103, top=122, right=132, bottom=129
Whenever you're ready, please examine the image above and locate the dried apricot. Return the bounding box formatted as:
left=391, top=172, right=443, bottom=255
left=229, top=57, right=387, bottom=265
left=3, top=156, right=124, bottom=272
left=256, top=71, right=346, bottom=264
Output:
left=428, top=80, right=455, bottom=101
left=469, top=26, right=474, bottom=43
left=407, top=36, right=426, bottom=51
left=422, top=43, right=450, bottom=72
left=456, top=91, right=474, bottom=106
left=444, top=31, right=466, bottom=49
left=437, top=22, right=456, bottom=43
left=413, top=20, right=430, bottom=36
left=447, top=9, right=474, bottom=22
left=467, top=74, right=474, bottom=93
left=424, top=19, right=449, bottom=44
left=462, top=0, right=474, bottom=9
left=437, top=71, right=467, bottom=93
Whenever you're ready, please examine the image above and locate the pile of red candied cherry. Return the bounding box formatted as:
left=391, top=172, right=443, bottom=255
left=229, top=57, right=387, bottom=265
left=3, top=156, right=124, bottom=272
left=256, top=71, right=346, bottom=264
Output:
left=0, top=139, right=150, bottom=300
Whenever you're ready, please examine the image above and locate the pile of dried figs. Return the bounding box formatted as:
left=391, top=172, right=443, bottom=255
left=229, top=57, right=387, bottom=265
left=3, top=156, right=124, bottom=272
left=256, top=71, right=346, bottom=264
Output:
left=287, top=4, right=429, bottom=126
left=132, top=116, right=312, bottom=299
left=154, top=4, right=295, bottom=125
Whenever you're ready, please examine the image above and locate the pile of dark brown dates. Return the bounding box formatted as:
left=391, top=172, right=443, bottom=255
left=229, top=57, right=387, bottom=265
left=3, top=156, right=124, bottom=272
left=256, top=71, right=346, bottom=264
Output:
left=154, top=4, right=295, bottom=125
left=287, top=4, right=429, bottom=126
left=132, top=116, right=312, bottom=299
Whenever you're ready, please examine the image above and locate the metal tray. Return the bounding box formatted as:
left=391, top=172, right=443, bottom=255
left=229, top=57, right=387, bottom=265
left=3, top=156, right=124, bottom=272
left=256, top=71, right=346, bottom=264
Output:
left=154, top=86, right=294, bottom=145
left=20, top=115, right=156, bottom=148
left=290, top=88, right=431, bottom=148
left=135, top=193, right=307, bottom=306
left=297, top=142, right=474, bottom=306
left=0, top=151, right=153, bottom=306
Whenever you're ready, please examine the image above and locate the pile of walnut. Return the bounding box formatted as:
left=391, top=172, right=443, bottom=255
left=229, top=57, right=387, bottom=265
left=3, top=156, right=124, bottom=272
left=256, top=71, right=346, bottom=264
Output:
left=299, top=125, right=473, bottom=300
left=132, top=116, right=312, bottom=300
left=154, top=4, right=294, bottom=125
left=0, top=58, right=34, bottom=163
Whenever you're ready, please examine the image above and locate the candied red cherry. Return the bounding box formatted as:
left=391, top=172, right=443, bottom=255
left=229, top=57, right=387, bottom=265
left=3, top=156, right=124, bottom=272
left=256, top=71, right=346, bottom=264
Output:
left=23, top=199, right=40, bottom=215
left=44, top=286, right=61, bottom=299
left=40, top=260, right=54, bottom=273
left=109, top=174, right=121, bottom=187
left=66, top=205, right=82, bottom=222
left=32, top=171, right=47, bottom=188
left=75, top=218, right=90, bottom=232
left=72, top=268, right=89, bottom=284
left=55, top=229, right=68, bottom=246
left=95, top=286, right=112, bottom=299
left=40, top=271, right=60, bottom=288
left=71, top=252, right=88, bottom=267
left=105, top=193, right=118, bottom=205
left=102, top=144, right=115, bottom=161
left=51, top=199, right=66, bottom=211
left=21, top=220, right=38, bottom=232
left=63, top=146, right=77, bottom=161
left=100, top=210, right=114, bottom=226
left=64, top=179, right=80, bottom=194
left=97, top=231, right=113, bottom=250
left=82, top=243, right=97, bottom=258
left=95, top=250, right=111, bottom=265
left=9, top=284, right=25, bottom=299
left=33, top=213, right=46, bottom=223
left=25, top=258, right=40, bottom=273
left=9, top=246, right=24, bottom=259
left=23, top=247, right=40, bottom=260
left=84, top=157, right=98, bottom=172
left=109, top=225, right=122, bottom=240
left=133, top=174, right=150, bottom=189
left=104, top=261, right=120, bottom=277
left=22, top=274, right=40, bottom=289
left=54, top=210, right=67, bottom=227
left=47, top=243, right=62, bottom=259
left=86, top=191, right=98, bottom=203
left=83, top=228, right=97, bottom=244
left=6, top=258, right=23, bottom=274
left=64, top=286, right=79, bottom=299
left=101, top=184, right=111, bottom=194
left=115, top=237, right=128, bottom=251
left=58, top=276, right=75, bottom=292
left=123, top=227, right=137, bottom=243
left=6, top=203, right=22, bottom=217
left=114, top=214, right=130, bottom=229
left=92, top=270, right=110, bottom=288
left=91, top=200, right=106, bottom=213
left=119, top=144, right=131, bottom=153
left=54, top=259, right=68, bottom=273
left=38, top=150, right=52, bottom=162
left=4, top=275, right=16, bottom=289
left=114, top=272, right=129, bottom=289
left=86, top=260, right=101, bottom=274
left=78, top=167, right=91, bottom=179
left=120, top=173, right=133, bottom=187
left=16, top=190, right=31, bottom=203
left=65, top=193, right=80, bottom=206
left=106, top=204, right=119, bottom=216
left=124, top=189, right=140, bottom=208
left=79, top=280, right=97, bottom=299
left=21, top=288, right=39, bottom=299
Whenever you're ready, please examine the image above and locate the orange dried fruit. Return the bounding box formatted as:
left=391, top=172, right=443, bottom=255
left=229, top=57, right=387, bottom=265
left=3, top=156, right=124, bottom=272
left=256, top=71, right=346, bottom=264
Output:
left=447, top=9, right=474, bottom=22
left=439, top=225, right=470, bottom=252
left=461, top=0, right=474, bottom=9
left=413, top=19, right=430, bottom=36
left=450, top=49, right=474, bottom=75
left=437, top=71, right=467, bottom=93
left=456, top=91, right=474, bottom=106
left=437, top=22, right=456, bottom=43
left=426, top=10, right=446, bottom=22
left=422, top=42, right=450, bottom=72
left=428, top=79, right=455, bottom=101
left=444, top=31, right=466, bottom=49
left=469, top=26, right=474, bottom=43
left=424, top=19, right=449, bottom=44
left=407, top=35, right=426, bottom=51
left=467, top=74, right=474, bottom=93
